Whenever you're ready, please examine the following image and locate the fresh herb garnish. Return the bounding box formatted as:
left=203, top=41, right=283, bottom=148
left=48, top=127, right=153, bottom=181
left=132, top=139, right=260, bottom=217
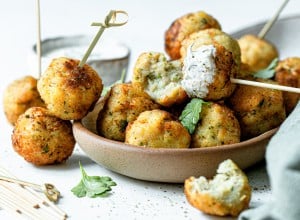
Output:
left=71, top=162, right=116, bottom=198
left=179, top=98, right=208, bottom=134
left=253, top=58, right=279, bottom=79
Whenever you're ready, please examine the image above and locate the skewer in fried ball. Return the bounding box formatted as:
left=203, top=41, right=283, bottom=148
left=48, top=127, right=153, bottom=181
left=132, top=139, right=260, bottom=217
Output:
left=125, top=109, right=191, bottom=148
left=275, top=57, right=300, bottom=114
left=165, top=11, right=221, bottom=60
left=192, top=102, right=240, bottom=148
left=3, top=75, right=45, bottom=125
left=97, top=83, right=161, bottom=142
left=132, top=52, right=188, bottom=107
left=37, top=57, right=103, bottom=120
left=12, top=107, right=75, bottom=165
left=238, top=34, right=278, bottom=72
left=180, top=29, right=241, bottom=101
left=228, top=78, right=286, bottom=140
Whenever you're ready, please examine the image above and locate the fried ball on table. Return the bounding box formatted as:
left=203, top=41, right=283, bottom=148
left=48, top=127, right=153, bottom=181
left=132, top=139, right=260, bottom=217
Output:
left=132, top=52, right=188, bottom=107
left=228, top=79, right=286, bottom=139
left=3, top=75, right=45, bottom=125
left=12, top=107, right=75, bottom=165
left=238, top=34, right=278, bottom=72
left=37, top=57, right=103, bottom=120
left=191, top=102, right=240, bottom=148
left=165, top=11, right=221, bottom=60
left=97, top=83, right=160, bottom=142
left=125, top=109, right=191, bottom=148
left=275, top=57, right=300, bottom=114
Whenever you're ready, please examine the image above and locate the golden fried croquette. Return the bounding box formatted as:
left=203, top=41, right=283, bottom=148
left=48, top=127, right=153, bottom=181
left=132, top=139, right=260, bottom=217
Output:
left=3, top=75, right=45, bottom=125
left=181, top=43, right=237, bottom=101
left=37, top=57, right=103, bottom=120
left=132, top=52, right=188, bottom=107
left=125, top=109, right=191, bottom=148
left=238, top=34, right=278, bottom=72
left=275, top=57, right=300, bottom=114
left=192, top=102, right=240, bottom=148
left=97, top=83, right=160, bottom=141
left=165, top=11, right=221, bottom=60
left=184, top=159, right=251, bottom=217
left=12, top=107, right=75, bottom=165
left=228, top=79, right=286, bottom=139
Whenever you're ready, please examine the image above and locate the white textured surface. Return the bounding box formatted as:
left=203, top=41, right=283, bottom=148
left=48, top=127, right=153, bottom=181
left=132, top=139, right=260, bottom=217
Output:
left=0, top=0, right=299, bottom=219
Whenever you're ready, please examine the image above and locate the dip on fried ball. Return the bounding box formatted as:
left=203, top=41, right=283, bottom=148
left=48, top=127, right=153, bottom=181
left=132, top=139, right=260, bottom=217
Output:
left=12, top=107, right=75, bottom=165
left=275, top=57, right=300, bottom=114
left=3, top=75, right=45, bottom=125
left=132, top=52, right=188, bottom=107
left=192, top=102, right=240, bottom=148
left=165, top=11, right=221, bottom=60
left=228, top=79, right=286, bottom=139
left=238, top=34, right=278, bottom=72
left=37, top=57, right=103, bottom=120
left=125, top=109, right=191, bottom=148
left=97, top=83, right=160, bottom=141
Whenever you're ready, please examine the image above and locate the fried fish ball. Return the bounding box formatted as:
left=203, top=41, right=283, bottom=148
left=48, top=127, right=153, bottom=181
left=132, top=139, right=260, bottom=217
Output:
left=37, top=57, right=103, bottom=120
left=132, top=52, right=188, bottom=107
left=97, top=83, right=160, bottom=141
left=125, top=109, right=191, bottom=148
left=12, top=107, right=75, bottom=165
left=228, top=79, right=286, bottom=139
left=165, top=11, right=221, bottom=60
left=184, top=159, right=251, bottom=217
left=238, top=34, right=278, bottom=72
left=3, top=75, right=45, bottom=125
left=275, top=57, right=300, bottom=114
left=192, top=102, right=240, bottom=148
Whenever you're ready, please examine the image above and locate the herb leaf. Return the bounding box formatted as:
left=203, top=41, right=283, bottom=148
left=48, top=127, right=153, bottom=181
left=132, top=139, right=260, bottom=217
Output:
left=179, top=98, right=208, bottom=134
left=71, top=162, right=117, bottom=198
left=253, top=58, right=279, bottom=79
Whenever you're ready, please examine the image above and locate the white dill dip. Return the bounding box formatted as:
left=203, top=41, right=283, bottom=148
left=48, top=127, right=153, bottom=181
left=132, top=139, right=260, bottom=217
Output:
left=181, top=44, right=217, bottom=98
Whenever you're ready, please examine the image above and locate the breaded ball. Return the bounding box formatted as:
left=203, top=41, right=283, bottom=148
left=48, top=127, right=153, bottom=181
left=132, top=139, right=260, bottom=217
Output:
left=275, top=57, right=300, bottom=114
left=184, top=159, right=251, bottom=217
left=12, top=107, right=75, bottom=165
left=181, top=43, right=237, bottom=101
left=165, top=11, right=221, bottom=60
left=192, top=102, right=240, bottom=148
left=125, top=109, right=191, bottom=148
left=37, top=57, right=103, bottom=120
left=3, top=75, right=45, bottom=125
left=97, top=83, right=160, bottom=141
left=132, top=52, right=188, bottom=107
left=238, top=34, right=278, bottom=72
left=228, top=79, right=286, bottom=139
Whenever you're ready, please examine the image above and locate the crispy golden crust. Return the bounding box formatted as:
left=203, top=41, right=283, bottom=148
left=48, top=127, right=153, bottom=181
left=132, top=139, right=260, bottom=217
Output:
left=12, top=107, right=75, bottom=165
left=192, top=103, right=240, bottom=148
left=238, top=34, right=278, bottom=72
left=97, top=83, right=160, bottom=141
left=275, top=57, right=300, bottom=114
left=165, top=11, right=221, bottom=60
left=184, top=160, right=251, bottom=217
left=3, top=75, right=45, bottom=125
left=125, top=109, right=191, bottom=148
left=228, top=79, right=286, bottom=139
left=37, top=57, right=103, bottom=120
left=132, top=52, right=188, bottom=107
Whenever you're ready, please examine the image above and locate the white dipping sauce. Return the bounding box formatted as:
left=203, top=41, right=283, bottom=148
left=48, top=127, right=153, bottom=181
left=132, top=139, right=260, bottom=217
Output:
left=181, top=45, right=216, bottom=98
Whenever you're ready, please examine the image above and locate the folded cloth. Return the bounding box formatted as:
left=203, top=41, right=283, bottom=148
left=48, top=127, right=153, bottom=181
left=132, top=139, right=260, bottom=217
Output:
left=239, top=101, right=300, bottom=220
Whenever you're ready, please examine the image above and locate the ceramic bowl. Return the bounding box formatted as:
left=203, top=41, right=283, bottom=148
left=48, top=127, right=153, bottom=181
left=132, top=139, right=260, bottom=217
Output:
left=73, top=15, right=300, bottom=183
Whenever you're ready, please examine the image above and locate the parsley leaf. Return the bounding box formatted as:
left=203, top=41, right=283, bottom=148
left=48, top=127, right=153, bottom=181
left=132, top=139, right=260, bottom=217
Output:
left=179, top=98, right=208, bottom=134
left=71, top=162, right=117, bottom=198
left=253, top=58, right=279, bottom=79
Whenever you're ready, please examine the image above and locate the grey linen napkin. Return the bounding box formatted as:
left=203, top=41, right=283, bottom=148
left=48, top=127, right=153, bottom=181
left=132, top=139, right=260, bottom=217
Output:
left=239, top=101, right=300, bottom=220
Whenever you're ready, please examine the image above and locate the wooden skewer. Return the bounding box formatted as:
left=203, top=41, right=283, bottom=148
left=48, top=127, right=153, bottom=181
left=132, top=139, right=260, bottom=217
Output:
left=258, top=0, right=290, bottom=39
left=36, top=0, right=42, bottom=78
